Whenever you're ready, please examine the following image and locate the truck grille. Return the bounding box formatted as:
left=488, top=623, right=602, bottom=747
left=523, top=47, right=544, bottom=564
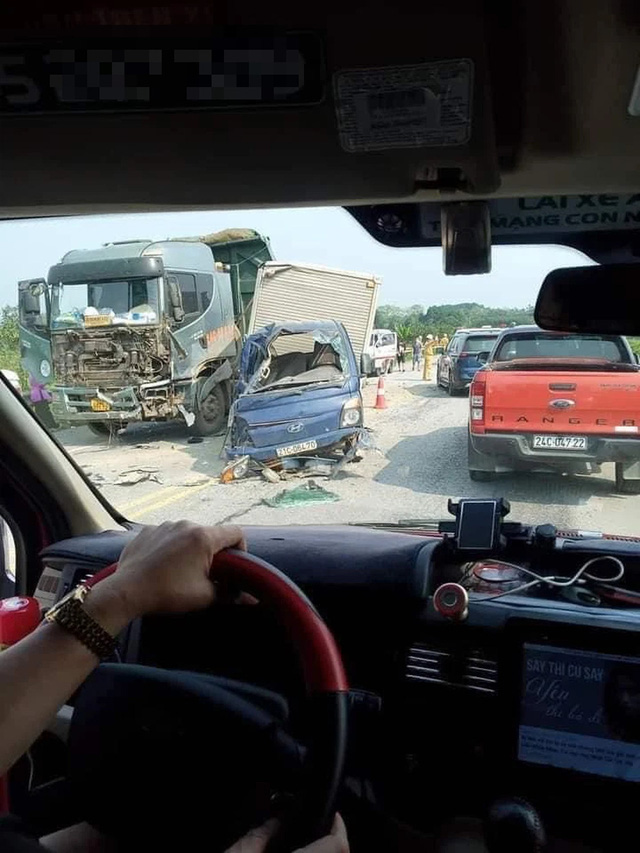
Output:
left=405, top=642, right=498, bottom=695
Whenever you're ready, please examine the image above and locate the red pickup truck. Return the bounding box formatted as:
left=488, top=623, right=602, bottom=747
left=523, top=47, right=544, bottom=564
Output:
left=467, top=326, right=640, bottom=492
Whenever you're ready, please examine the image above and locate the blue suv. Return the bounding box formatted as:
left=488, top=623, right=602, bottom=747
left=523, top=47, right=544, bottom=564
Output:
left=436, top=327, right=502, bottom=395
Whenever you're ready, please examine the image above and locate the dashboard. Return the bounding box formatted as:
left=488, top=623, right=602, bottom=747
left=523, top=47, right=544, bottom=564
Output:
left=37, top=518, right=640, bottom=850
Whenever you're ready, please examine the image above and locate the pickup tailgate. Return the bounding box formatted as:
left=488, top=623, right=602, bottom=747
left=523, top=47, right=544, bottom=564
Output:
left=483, top=367, right=640, bottom=435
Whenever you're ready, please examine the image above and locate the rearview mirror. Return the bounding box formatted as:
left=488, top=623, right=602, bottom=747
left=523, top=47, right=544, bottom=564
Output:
left=166, top=275, right=184, bottom=323
left=535, top=264, right=640, bottom=335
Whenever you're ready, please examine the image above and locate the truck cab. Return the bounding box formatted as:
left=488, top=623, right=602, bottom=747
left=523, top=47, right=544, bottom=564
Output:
left=18, top=233, right=272, bottom=436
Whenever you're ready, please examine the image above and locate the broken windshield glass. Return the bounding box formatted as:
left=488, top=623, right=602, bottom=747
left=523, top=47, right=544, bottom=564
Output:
left=243, top=328, right=350, bottom=394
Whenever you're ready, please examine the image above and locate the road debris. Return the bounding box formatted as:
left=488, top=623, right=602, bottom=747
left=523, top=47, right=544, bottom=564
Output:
left=220, top=455, right=251, bottom=484
left=179, top=477, right=211, bottom=487
left=114, top=468, right=163, bottom=486
left=263, top=480, right=340, bottom=508
left=261, top=467, right=281, bottom=483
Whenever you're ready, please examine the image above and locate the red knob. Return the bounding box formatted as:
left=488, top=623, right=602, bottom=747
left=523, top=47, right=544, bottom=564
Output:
left=0, top=597, right=41, bottom=648
left=433, top=583, right=469, bottom=621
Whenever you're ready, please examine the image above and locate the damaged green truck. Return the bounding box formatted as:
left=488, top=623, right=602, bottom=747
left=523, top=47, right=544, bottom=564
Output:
left=18, top=230, right=273, bottom=436
left=18, top=230, right=380, bottom=437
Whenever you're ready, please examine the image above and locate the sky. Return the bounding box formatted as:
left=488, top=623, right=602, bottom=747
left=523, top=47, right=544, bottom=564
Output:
left=0, top=206, right=591, bottom=310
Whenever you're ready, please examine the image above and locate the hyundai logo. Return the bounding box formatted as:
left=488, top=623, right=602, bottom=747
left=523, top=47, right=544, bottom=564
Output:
left=286, top=422, right=304, bottom=434
left=549, top=399, right=575, bottom=409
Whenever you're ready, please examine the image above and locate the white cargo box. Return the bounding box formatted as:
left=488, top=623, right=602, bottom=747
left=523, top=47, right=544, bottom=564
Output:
left=249, top=262, right=380, bottom=361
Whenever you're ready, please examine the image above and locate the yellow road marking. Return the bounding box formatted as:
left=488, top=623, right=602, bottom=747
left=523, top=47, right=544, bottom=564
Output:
left=117, top=486, right=182, bottom=513
left=127, top=481, right=214, bottom=519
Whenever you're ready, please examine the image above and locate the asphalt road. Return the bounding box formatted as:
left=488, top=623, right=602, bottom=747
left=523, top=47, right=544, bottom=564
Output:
left=56, top=370, right=640, bottom=536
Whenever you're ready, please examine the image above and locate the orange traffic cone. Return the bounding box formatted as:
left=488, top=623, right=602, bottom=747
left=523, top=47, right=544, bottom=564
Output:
left=375, top=376, right=387, bottom=409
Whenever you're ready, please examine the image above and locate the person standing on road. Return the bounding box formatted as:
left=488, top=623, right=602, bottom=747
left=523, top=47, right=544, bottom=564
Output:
left=28, top=375, right=56, bottom=431
left=397, top=341, right=406, bottom=372
left=422, top=335, right=436, bottom=380
left=412, top=339, right=422, bottom=371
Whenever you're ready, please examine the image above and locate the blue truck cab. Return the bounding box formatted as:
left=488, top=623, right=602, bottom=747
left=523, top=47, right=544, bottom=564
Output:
left=227, top=320, right=364, bottom=462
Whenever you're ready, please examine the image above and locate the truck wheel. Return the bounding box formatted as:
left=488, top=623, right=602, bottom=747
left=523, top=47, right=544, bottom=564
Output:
left=88, top=422, right=127, bottom=438
left=193, top=384, right=226, bottom=436
left=614, top=462, right=640, bottom=494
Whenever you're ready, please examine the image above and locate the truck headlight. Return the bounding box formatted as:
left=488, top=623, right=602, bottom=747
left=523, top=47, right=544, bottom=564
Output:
left=340, top=396, right=362, bottom=428
left=40, top=359, right=51, bottom=378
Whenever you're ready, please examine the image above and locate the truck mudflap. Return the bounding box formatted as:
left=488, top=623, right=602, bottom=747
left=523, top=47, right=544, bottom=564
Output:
left=468, top=429, right=640, bottom=474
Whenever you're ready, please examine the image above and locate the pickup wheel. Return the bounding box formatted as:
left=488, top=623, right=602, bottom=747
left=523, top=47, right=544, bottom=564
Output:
left=192, top=383, right=226, bottom=436
left=88, top=422, right=127, bottom=438
left=614, top=462, right=640, bottom=494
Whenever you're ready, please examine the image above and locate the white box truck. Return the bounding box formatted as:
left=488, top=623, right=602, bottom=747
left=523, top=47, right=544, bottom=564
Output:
left=249, top=262, right=381, bottom=374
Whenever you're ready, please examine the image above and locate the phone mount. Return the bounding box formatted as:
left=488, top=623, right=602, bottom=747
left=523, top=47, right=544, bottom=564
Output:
left=438, top=497, right=511, bottom=553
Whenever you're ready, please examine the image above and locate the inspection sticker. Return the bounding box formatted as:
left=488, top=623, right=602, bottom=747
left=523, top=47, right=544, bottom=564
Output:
left=333, top=59, right=473, bottom=153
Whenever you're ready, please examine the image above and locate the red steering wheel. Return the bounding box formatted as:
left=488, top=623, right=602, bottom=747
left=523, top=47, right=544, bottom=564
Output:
left=70, top=549, right=349, bottom=853
left=212, top=550, right=349, bottom=850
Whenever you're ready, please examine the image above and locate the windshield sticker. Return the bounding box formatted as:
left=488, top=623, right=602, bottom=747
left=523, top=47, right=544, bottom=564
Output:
left=334, top=59, right=473, bottom=152
left=420, top=194, right=640, bottom=237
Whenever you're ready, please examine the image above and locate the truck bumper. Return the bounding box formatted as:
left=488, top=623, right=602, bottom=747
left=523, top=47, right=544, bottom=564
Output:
left=226, top=427, right=361, bottom=462
left=469, top=430, right=640, bottom=473
left=51, top=386, right=142, bottom=425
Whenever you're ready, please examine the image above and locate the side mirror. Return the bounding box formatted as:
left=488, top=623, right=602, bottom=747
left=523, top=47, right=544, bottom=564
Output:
left=476, top=350, right=490, bottom=364
left=166, top=275, right=184, bottom=323
left=18, top=279, right=47, bottom=323
left=22, top=292, right=41, bottom=315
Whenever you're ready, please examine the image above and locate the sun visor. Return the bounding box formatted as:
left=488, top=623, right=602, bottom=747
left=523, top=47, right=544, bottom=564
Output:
left=349, top=193, right=640, bottom=270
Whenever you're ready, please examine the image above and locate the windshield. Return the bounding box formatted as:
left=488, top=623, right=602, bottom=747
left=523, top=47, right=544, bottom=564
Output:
left=494, top=332, right=627, bottom=362
left=462, top=335, right=498, bottom=353
left=50, top=277, right=160, bottom=329
left=3, top=208, right=640, bottom=538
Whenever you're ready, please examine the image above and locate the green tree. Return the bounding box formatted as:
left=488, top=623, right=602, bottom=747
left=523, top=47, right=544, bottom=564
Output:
left=375, top=302, right=535, bottom=339
left=0, top=306, right=24, bottom=382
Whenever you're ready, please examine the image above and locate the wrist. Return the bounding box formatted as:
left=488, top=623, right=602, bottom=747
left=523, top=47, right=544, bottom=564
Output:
left=83, top=578, right=140, bottom=635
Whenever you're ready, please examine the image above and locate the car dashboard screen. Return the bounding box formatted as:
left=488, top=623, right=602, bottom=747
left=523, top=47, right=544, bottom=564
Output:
left=519, top=644, right=640, bottom=782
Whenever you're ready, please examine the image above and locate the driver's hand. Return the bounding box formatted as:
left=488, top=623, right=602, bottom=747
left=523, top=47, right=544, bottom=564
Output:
left=225, top=814, right=349, bottom=853
left=102, top=521, right=246, bottom=621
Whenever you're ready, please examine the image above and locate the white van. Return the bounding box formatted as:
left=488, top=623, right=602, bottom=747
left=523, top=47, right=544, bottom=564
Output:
left=362, top=329, right=398, bottom=376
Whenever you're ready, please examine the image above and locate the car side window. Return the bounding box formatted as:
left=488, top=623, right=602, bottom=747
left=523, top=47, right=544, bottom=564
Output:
left=449, top=336, right=461, bottom=354
left=196, top=273, right=214, bottom=313
left=176, top=273, right=199, bottom=323
left=0, top=515, right=17, bottom=598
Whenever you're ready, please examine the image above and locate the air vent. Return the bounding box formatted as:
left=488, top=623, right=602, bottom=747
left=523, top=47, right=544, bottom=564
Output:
left=406, top=642, right=497, bottom=695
